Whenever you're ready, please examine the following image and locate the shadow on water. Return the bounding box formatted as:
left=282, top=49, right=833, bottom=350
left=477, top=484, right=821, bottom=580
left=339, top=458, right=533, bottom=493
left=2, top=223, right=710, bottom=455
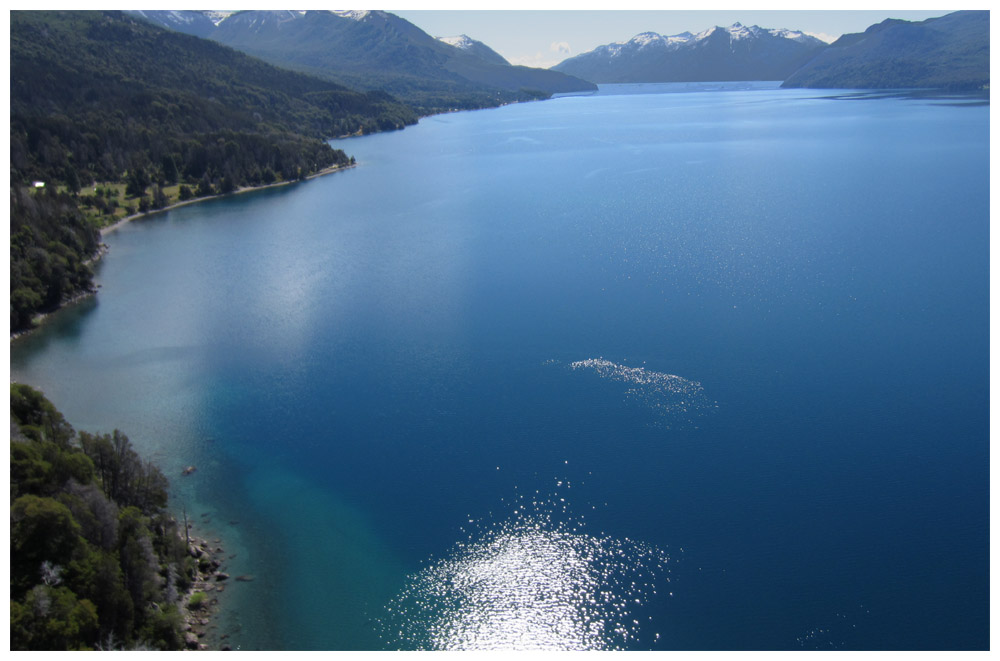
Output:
left=814, top=88, right=989, bottom=107
left=10, top=295, right=99, bottom=358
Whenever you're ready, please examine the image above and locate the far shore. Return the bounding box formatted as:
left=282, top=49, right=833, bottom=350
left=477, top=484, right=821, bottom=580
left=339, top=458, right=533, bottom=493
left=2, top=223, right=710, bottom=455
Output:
left=100, top=161, right=356, bottom=236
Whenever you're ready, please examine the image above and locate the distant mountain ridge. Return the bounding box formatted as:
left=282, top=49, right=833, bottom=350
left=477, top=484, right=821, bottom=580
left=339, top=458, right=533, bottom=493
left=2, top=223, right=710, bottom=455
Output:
left=553, top=22, right=828, bottom=83
left=437, top=34, right=511, bottom=66
left=782, top=10, right=989, bottom=90
left=130, top=9, right=596, bottom=113
left=131, top=9, right=217, bottom=38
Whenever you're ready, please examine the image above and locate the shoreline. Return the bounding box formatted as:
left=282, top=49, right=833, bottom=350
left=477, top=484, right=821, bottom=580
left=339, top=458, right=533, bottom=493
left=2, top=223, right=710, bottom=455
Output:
left=181, top=530, right=227, bottom=651
left=182, top=525, right=248, bottom=651
left=9, top=288, right=99, bottom=342
left=100, top=161, right=356, bottom=237
left=11, top=163, right=355, bottom=341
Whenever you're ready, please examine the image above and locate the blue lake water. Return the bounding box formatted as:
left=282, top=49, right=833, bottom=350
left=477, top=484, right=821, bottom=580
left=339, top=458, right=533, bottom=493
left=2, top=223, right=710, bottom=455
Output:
left=10, top=84, right=989, bottom=650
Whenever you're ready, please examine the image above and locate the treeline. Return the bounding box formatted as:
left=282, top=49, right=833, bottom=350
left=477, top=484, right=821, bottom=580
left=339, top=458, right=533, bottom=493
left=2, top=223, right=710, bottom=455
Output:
left=10, top=384, right=193, bottom=650
left=10, top=10, right=418, bottom=333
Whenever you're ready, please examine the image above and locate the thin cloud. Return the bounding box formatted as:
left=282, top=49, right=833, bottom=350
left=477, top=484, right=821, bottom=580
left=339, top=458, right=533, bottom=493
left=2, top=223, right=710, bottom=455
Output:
left=509, top=52, right=566, bottom=69
left=804, top=31, right=837, bottom=44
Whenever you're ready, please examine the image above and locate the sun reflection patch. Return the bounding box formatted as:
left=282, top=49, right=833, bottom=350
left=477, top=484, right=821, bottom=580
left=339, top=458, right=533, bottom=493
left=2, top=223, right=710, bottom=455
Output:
left=569, top=357, right=715, bottom=422
left=379, top=492, right=670, bottom=650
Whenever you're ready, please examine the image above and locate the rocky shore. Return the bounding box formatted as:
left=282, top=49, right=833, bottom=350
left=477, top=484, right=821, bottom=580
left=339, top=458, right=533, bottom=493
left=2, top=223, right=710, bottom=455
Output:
left=181, top=532, right=253, bottom=651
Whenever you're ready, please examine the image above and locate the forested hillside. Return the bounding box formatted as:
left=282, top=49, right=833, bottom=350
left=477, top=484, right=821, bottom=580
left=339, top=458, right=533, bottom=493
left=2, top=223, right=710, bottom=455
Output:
left=182, top=10, right=597, bottom=114
left=11, top=11, right=416, bottom=186
left=782, top=11, right=989, bottom=90
left=10, top=10, right=417, bottom=333
left=10, top=384, right=190, bottom=650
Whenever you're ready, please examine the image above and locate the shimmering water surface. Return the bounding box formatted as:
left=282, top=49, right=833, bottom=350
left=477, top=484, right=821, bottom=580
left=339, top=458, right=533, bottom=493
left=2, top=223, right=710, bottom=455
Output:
left=10, top=84, right=989, bottom=650
left=381, top=486, right=670, bottom=651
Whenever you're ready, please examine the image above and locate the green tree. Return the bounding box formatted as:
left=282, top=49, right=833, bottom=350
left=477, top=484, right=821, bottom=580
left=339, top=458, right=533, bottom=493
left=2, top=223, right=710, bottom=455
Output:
left=11, top=495, right=85, bottom=597
left=195, top=174, right=213, bottom=197
left=11, top=585, right=99, bottom=650
left=64, top=166, right=81, bottom=194
left=151, top=184, right=169, bottom=209
left=79, top=430, right=168, bottom=513
left=160, top=155, right=179, bottom=184
left=11, top=383, right=76, bottom=447
left=125, top=168, right=150, bottom=198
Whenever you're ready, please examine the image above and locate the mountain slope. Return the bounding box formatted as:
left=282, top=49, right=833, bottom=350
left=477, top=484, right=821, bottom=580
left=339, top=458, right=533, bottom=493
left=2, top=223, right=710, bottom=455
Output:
left=553, top=23, right=827, bottom=83
left=437, top=35, right=510, bottom=66
left=11, top=10, right=415, bottom=183
left=206, top=10, right=596, bottom=111
left=782, top=10, right=989, bottom=90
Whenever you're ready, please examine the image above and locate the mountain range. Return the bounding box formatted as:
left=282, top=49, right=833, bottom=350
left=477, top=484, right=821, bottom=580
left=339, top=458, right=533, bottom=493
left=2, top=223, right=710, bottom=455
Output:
left=553, top=23, right=828, bottom=83
left=554, top=10, right=987, bottom=90
left=132, top=10, right=989, bottom=94
left=131, top=10, right=597, bottom=112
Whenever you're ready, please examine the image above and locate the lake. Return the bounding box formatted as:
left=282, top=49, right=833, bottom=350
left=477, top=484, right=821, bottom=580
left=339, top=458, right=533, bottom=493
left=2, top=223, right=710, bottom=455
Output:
left=10, top=83, right=989, bottom=650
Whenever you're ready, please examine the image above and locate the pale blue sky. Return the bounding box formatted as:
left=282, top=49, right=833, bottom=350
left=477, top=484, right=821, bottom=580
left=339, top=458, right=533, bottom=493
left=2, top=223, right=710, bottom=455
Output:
left=392, top=9, right=956, bottom=68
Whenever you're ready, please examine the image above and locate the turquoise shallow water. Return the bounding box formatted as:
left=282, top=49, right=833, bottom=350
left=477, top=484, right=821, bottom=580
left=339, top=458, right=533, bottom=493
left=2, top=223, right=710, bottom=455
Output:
left=11, top=84, right=989, bottom=650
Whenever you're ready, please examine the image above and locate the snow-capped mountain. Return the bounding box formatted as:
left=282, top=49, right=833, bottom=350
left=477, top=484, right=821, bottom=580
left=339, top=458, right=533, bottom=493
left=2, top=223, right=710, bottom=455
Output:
left=331, top=10, right=370, bottom=21
left=437, top=34, right=510, bottom=66
left=128, top=10, right=218, bottom=38
left=203, top=10, right=237, bottom=26
left=553, top=22, right=828, bottom=83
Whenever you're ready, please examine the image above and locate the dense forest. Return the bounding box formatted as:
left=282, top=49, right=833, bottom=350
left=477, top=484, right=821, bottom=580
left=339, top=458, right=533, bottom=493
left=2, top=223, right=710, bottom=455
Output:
left=10, top=384, right=193, bottom=650
left=10, top=187, right=101, bottom=332
left=10, top=11, right=415, bottom=187
left=10, top=10, right=418, bottom=333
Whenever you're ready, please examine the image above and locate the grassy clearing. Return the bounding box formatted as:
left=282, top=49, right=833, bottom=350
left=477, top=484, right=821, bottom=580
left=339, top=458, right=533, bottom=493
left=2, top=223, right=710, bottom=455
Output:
left=74, top=181, right=188, bottom=229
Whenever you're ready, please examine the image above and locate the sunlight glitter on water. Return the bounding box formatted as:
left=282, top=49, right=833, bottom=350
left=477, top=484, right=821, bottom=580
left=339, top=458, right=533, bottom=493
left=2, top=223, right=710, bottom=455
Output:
left=569, top=357, right=716, bottom=420
left=379, top=491, right=670, bottom=650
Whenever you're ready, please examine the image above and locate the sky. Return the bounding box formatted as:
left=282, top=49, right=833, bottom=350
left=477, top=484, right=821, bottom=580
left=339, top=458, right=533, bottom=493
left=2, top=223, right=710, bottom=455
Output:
left=390, top=8, right=957, bottom=69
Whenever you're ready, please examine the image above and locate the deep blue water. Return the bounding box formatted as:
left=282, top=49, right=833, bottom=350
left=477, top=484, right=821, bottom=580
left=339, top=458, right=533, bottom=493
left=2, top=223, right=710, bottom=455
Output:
left=10, top=84, right=989, bottom=650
